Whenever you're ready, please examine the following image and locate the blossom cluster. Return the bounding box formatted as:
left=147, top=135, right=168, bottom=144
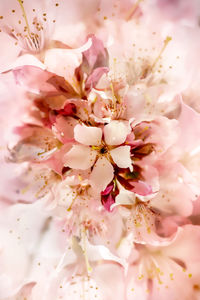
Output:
left=1, top=0, right=200, bottom=299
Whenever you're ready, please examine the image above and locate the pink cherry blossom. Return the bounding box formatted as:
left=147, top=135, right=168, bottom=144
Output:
left=1, top=0, right=200, bottom=299
left=126, top=225, right=200, bottom=300
left=63, top=121, right=132, bottom=191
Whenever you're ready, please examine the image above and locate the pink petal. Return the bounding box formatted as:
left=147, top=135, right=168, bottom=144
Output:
left=110, top=145, right=133, bottom=170
left=163, top=224, right=200, bottom=266
left=6, top=283, right=36, bottom=300
left=102, top=193, right=115, bottom=212
left=45, top=143, right=72, bottom=175
left=81, top=34, right=108, bottom=73
left=12, top=65, right=57, bottom=94
left=57, top=103, right=76, bottom=116
left=101, top=183, right=114, bottom=196
left=53, top=116, right=78, bottom=144
left=44, top=48, right=82, bottom=82
left=104, top=121, right=131, bottom=146
left=151, top=163, right=194, bottom=216
left=10, top=125, right=59, bottom=163
left=92, top=264, right=125, bottom=300
left=156, top=0, right=198, bottom=23
left=74, top=124, right=102, bottom=146
left=178, top=100, right=200, bottom=152
left=127, top=203, right=177, bottom=245
left=85, top=67, right=109, bottom=90
left=129, top=180, right=153, bottom=196
left=0, top=201, right=47, bottom=298
left=63, top=145, right=97, bottom=170
left=90, top=157, right=114, bottom=191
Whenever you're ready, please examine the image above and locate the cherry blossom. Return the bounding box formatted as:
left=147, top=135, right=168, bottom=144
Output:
left=1, top=0, right=200, bottom=299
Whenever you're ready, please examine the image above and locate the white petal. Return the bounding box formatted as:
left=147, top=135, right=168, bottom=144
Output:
left=110, top=146, right=133, bottom=171
left=63, top=145, right=97, bottom=170
left=111, top=190, right=135, bottom=210
left=104, top=121, right=131, bottom=145
left=74, top=124, right=102, bottom=146
left=116, top=190, right=135, bottom=205
left=90, top=157, right=114, bottom=191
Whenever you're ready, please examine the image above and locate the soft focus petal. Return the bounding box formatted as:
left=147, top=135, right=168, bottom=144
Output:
left=178, top=100, right=200, bottom=152
left=0, top=200, right=48, bottom=298
left=13, top=65, right=56, bottom=94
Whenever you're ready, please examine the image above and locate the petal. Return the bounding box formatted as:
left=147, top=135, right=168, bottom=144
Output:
left=101, top=193, right=115, bottom=212
left=12, top=66, right=57, bottom=94
left=114, top=190, right=135, bottom=207
left=0, top=201, right=47, bottom=298
left=178, top=100, right=200, bottom=152
left=156, top=0, right=198, bottom=23
left=101, top=183, right=114, bottom=196
left=126, top=204, right=177, bottom=246
left=110, top=145, right=133, bottom=170
left=90, top=157, right=114, bottom=191
left=151, top=163, right=194, bottom=216
left=129, top=180, right=153, bottom=196
left=92, top=264, right=125, bottom=300
left=80, top=34, right=109, bottom=74
left=162, top=224, right=200, bottom=267
left=44, top=48, right=82, bottom=83
left=53, top=116, right=78, bottom=144
left=74, top=124, right=102, bottom=146
left=5, top=283, right=35, bottom=300
left=85, top=67, right=109, bottom=90
left=10, top=126, right=59, bottom=162
left=104, top=120, right=131, bottom=145
left=63, top=145, right=97, bottom=170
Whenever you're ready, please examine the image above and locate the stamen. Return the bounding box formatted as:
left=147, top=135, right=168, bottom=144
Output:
left=151, top=36, right=172, bottom=72
left=82, top=228, right=93, bottom=274
left=67, top=192, right=78, bottom=211
left=17, top=0, right=31, bottom=37
left=125, top=0, right=143, bottom=21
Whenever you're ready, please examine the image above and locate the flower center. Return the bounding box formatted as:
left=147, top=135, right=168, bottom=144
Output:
left=99, top=146, right=108, bottom=154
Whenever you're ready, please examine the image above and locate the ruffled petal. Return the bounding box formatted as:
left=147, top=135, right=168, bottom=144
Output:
left=85, top=67, right=109, bottom=90
left=74, top=124, right=102, bottom=146
left=63, top=145, right=97, bottom=170
left=12, top=65, right=57, bottom=94
left=80, top=34, right=109, bottom=74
